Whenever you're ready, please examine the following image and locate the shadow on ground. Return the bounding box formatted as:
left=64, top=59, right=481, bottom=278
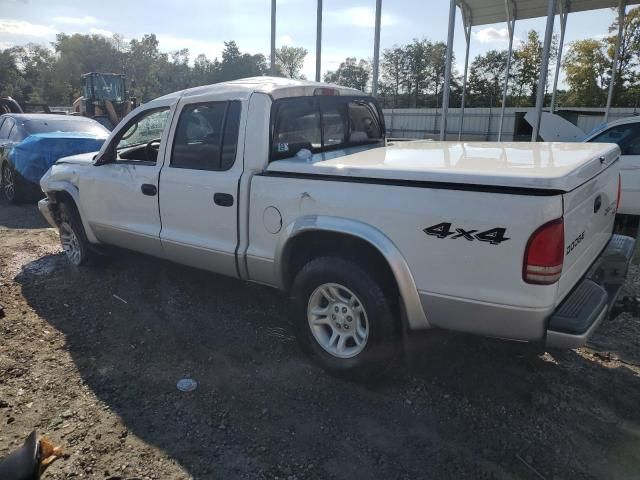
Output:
left=14, top=248, right=640, bottom=479
left=0, top=198, right=49, bottom=229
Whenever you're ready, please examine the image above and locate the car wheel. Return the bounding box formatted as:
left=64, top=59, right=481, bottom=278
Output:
left=58, top=201, right=92, bottom=266
left=2, top=163, right=23, bottom=204
left=290, top=256, right=399, bottom=378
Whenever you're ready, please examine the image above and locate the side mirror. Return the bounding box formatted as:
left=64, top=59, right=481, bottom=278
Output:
left=94, top=143, right=116, bottom=166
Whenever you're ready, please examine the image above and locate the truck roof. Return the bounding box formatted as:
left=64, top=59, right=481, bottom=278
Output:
left=152, top=76, right=366, bottom=103
left=267, top=140, right=621, bottom=193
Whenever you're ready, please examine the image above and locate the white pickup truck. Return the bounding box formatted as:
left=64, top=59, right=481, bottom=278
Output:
left=38, top=77, right=635, bottom=376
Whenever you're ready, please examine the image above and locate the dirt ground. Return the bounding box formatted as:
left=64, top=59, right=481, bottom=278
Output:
left=2, top=199, right=640, bottom=480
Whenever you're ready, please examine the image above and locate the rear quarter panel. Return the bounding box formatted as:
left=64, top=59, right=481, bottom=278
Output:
left=247, top=175, right=563, bottom=334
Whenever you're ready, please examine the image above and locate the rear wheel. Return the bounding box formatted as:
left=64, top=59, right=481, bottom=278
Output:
left=290, top=256, right=399, bottom=378
left=58, top=201, right=92, bottom=266
left=2, top=163, right=24, bottom=204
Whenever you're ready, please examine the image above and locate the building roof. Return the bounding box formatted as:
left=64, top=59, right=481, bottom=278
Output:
left=457, top=0, right=640, bottom=26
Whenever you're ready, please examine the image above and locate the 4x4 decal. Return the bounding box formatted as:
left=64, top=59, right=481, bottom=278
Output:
left=423, top=222, right=510, bottom=245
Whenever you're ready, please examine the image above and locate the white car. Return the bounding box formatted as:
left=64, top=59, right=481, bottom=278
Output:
left=38, top=77, right=635, bottom=377
left=584, top=116, right=640, bottom=231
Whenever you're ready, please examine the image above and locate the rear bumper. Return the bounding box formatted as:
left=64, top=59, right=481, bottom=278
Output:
left=545, top=234, right=636, bottom=348
left=38, top=198, right=58, bottom=229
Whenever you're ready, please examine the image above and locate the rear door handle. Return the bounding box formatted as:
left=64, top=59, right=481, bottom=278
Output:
left=141, top=184, right=157, bottom=196
left=214, top=193, right=234, bottom=207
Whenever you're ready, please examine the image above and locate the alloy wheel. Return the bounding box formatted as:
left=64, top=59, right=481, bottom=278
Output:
left=307, top=282, right=370, bottom=358
left=2, top=166, right=14, bottom=201
left=59, top=222, right=82, bottom=265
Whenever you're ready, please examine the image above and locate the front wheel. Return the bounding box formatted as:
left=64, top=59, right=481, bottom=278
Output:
left=290, top=256, right=399, bottom=378
left=58, top=201, right=91, bottom=266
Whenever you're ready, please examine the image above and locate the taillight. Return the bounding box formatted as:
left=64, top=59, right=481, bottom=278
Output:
left=616, top=173, right=622, bottom=213
left=313, top=87, right=340, bottom=96
left=523, top=218, right=564, bottom=285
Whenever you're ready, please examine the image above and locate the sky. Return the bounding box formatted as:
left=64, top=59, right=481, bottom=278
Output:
left=0, top=0, right=622, bottom=85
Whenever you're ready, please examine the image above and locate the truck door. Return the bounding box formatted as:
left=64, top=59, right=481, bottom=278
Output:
left=158, top=100, right=244, bottom=277
left=79, top=106, right=172, bottom=257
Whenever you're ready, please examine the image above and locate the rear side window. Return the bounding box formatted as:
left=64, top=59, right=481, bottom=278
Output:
left=271, top=96, right=384, bottom=161
left=348, top=100, right=382, bottom=143
left=171, top=101, right=241, bottom=171
left=590, top=123, right=640, bottom=155
left=272, top=98, right=321, bottom=159
left=0, top=118, right=14, bottom=139
left=9, top=126, right=25, bottom=142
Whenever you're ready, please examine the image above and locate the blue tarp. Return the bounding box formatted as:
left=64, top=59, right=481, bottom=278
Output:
left=8, top=132, right=106, bottom=184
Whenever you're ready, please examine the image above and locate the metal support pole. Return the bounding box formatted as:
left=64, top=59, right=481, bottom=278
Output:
left=458, top=22, right=471, bottom=141
left=550, top=2, right=568, bottom=113
left=371, top=0, right=382, bottom=95
left=605, top=0, right=626, bottom=123
left=531, top=0, right=556, bottom=142
left=315, top=0, right=322, bottom=82
left=498, top=2, right=515, bottom=141
left=440, top=0, right=456, bottom=141
left=270, top=0, right=276, bottom=75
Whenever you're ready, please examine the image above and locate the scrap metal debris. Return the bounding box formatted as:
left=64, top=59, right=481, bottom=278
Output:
left=112, top=294, right=128, bottom=304
left=264, top=326, right=295, bottom=344
left=176, top=378, right=198, bottom=392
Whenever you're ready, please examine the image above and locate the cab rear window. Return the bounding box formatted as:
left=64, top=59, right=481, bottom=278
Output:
left=270, top=96, right=384, bottom=161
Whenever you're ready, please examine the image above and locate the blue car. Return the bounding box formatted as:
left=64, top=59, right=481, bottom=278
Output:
left=0, top=114, right=109, bottom=203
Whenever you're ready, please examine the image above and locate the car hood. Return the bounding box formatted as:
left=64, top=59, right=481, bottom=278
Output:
left=55, top=151, right=99, bottom=165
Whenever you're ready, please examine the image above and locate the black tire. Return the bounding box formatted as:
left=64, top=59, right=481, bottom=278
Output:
left=58, top=200, right=92, bottom=266
left=290, top=256, right=399, bottom=378
left=2, top=162, right=25, bottom=204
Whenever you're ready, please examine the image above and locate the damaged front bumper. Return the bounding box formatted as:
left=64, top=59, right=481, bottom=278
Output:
left=545, top=234, right=636, bottom=349
left=38, top=198, right=58, bottom=229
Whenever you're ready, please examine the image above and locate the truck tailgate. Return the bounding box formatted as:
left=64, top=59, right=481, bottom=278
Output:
left=557, top=157, right=621, bottom=304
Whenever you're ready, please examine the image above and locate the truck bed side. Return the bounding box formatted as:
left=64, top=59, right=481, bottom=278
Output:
left=246, top=175, right=564, bottom=341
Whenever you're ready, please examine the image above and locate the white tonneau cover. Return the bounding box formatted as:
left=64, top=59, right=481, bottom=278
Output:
left=267, top=141, right=621, bottom=192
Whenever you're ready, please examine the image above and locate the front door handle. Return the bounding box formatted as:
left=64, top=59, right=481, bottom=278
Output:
left=141, top=184, right=157, bottom=196
left=214, top=193, right=234, bottom=207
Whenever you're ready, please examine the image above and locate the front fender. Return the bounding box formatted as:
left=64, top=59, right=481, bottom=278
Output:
left=275, top=215, right=430, bottom=329
left=41, top=177, right=99, bottom=244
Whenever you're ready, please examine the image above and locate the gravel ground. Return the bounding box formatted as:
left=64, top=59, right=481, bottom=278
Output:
left=2, top=199, right=640, bottom=479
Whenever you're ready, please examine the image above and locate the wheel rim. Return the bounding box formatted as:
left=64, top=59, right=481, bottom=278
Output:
left=307, top=283, right=370, bottom=359
left=59, top=222, right=82, bottom=265
left=3, top=166, right=14, bottom=201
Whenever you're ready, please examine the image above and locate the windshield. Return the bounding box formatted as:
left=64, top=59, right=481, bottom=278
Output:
left=117, top=109, right=169, bottom=149
left=21, top=118, right=109, bottom=137
left=92, top=74, right=125, bottom=102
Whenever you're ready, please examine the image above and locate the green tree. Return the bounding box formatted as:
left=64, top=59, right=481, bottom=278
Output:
left=468, top=50, right=509, bottom=107
left=562, top=39, right=608, bottom=106
left=605, top=6, right=640, bottom=105
left=191, top=53, right=220, bottom=86
left=7, top=44, right=54, bottom=103
left=0, top=49, right=26, bottom=101
left=49, top=33, right=125, bottom=104
left=426, top=41, right=449, bottom=107
left=274, top=46, right=307, bottom=79
left=381, top=46, right=409, bottom=104
left=324, top=57, right=370, bottom=91
left=218, top=41, right=267, bottom=81
left=125, top=34, right=164, bottom=102
left=512, top=30, right=557, bottom=106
